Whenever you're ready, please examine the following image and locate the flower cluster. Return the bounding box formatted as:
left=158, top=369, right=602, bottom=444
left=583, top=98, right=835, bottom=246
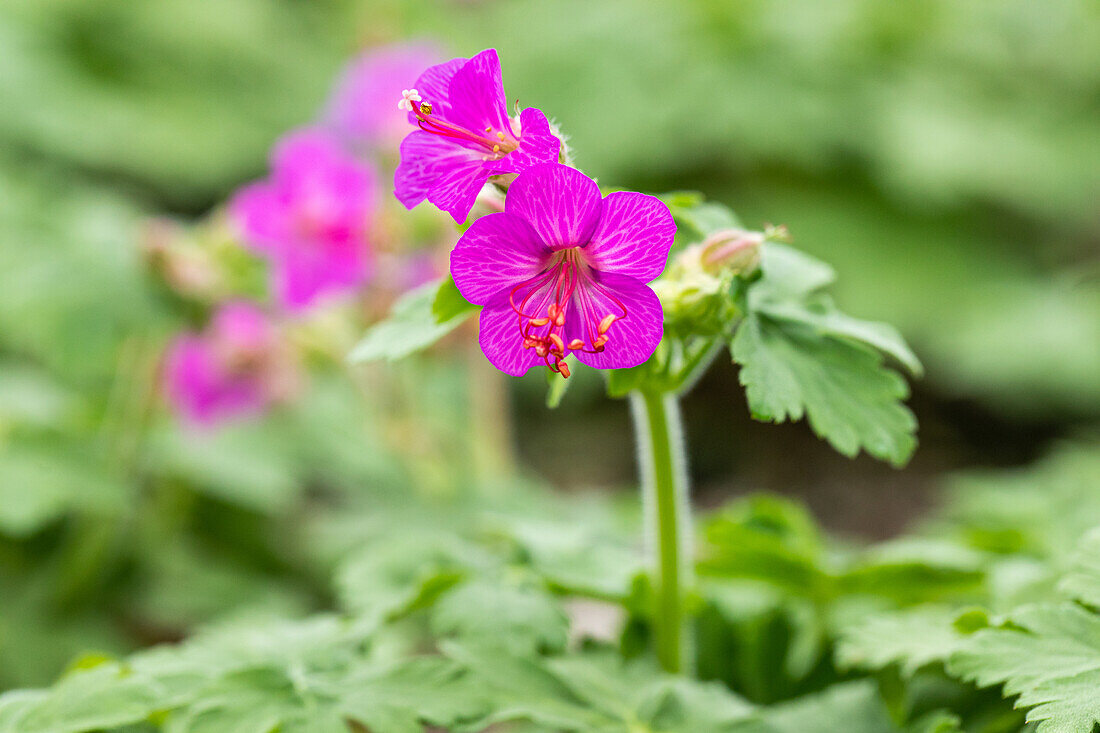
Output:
left=394, top=49, right=674, bottom=377
left=162, top=41, right=677, bottom=431
left=162, top=42, right=447, bottom=426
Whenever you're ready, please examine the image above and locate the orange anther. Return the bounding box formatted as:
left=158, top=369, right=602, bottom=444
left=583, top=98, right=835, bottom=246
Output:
left=535, top=343, right=549, bottom=358
left=529, top=317, right=550, bottom=327
left=598, top=314, right=616, bottom=335
left=567, top=339, right=584, bottom=351
left=558, top=361, right=571, bottom=378
left=548, top=333, right=564, bottom=354
left=593, top=335, right=609, bottom=352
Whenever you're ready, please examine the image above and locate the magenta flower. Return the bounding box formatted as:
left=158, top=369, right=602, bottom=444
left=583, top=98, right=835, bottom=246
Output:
left=394, top=48, right=561, bottom=223
left=323, top=42, right=440, bottom=150
left=450, top=163, right=674, bottom=377
left=230, top=129, right=375, bottom=311
left=163, top=302, right=298, bottom=426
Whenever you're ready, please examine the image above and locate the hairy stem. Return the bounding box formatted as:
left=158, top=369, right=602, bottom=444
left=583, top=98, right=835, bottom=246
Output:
left=631, top=390, right=693, bottom=674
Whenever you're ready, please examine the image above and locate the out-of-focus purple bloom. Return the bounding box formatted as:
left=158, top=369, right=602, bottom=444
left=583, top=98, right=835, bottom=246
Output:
left=323, top=42, right=441, bottom=151
left=450, top=163, right=674, bottom=378
left=163, top=302, right=298, bottom=426
left=230, top=129, right=375, bottom=311
left=395, top=49, right=561, bottom=223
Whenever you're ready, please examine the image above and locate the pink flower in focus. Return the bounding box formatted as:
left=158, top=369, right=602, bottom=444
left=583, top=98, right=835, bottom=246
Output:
left=163, top=302, right=298, bottom=426
left=450, top=163, right=674, bottom=378
left=231, top=129, right=375, bottom=311
left=323, top=42, right=441, bottom=150
left=395, top=49, right=561, bottom=223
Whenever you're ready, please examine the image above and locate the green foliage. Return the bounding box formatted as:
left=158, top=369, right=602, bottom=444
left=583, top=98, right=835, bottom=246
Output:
left=837, top=607, right=969, bottom=678
left=431, top=580, right=569, bottom=654
left=349, top=278, right=478, bottom=363
left=0, top=1, right=1097, bottom=730
left=699, top=495, right=982, bottom=606
left=443, top=643, right=762, bottom=733
left=732, top=244, right=919, bottom=465
left=763, top=680, right=899, bottom=733
left=6, top=446, right=1100, bottom=732
left=1059, top=529, right=1100, bottom=610
left=661, top=191, right=744, bottom=245
left=946, top=531, right=1100, bottom=733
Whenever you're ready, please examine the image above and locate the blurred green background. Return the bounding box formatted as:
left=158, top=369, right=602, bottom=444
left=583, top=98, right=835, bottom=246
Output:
left=0, top=0, right=1097, bottom=693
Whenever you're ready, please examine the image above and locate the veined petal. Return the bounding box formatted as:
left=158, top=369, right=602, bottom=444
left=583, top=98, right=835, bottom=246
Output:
left=394, top=131, right=486, bottom=222
left=485, top=107, right=561, bottom=175
left=506, top=163, right=603, bottom=249
left=450, top=213, right=549, bottom=305
left=477, top=290, right=542, bottom=377
left=444, top=49, right=511, bottom=135
left=584, top=192, right=675, bottom=283
left=567, top=271, right=664, bottom=370
left=410, top=57, right=465, bottom=123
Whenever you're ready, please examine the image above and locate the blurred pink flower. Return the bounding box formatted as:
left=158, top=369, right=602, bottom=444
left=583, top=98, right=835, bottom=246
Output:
left=323, top=42, right=441, bottom=151
left=231, top=129, right=375, bottom=311
left=163, top=302, right=298, bottom=426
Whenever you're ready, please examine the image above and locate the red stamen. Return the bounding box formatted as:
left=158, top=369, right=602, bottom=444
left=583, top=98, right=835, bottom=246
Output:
left=411, top=102, right=517, bottom=156
left=507, top=247, right=631, bottom=378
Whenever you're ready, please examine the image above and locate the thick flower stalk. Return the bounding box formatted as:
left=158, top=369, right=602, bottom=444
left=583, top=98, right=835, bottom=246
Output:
left=230, top=129, right=375, bottom=311
left=450, top=163, right=674, bottom=378
left=163, top=302, right=299, bottom=426
left=394, top=49, right=562, bottom=223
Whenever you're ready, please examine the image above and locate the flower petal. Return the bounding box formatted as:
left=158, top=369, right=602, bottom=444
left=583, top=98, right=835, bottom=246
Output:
left=275, top=238, right=367, bottom=311
left=567, top=271, right=664, bottom=370
left=451, top=213, right=549, bottom=305
left=506, top=163, right=603, bottom=249
left=444, top=49, right=511, bottom=136
left=485, top=107, right=561, bottom=175
left=211, top=302, right=272, bottom=352
left=584, top=192, right=675, bottom=283
left=477, top=290, right=542, bottom=377
left=394, top=131, right=486, bottom=222
left=229, top=182, right=290, bottom=251
left=270, top=129, right=344, bottom=183
left=410, top=56, right=465, bottom=123
left=164, top=335, right=265, bottom=426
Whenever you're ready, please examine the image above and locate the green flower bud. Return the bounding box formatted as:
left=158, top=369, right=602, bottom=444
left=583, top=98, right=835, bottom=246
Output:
left=699, top=228, right=763, bottom=276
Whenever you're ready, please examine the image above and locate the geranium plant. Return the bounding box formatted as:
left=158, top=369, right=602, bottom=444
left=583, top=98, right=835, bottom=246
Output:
left=35, top=45, right=1100, bottom=733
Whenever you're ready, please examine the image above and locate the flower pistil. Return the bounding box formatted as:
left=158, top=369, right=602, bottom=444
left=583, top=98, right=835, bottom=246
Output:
left=400, top=92, right=520, bottom=159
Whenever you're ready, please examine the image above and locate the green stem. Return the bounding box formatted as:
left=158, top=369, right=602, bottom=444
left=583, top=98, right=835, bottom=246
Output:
left=631, top=390, right=693, bottom=674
